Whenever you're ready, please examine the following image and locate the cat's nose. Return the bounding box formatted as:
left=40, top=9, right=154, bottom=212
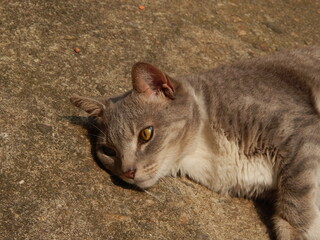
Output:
left=123, top=168, right=136, bottom=179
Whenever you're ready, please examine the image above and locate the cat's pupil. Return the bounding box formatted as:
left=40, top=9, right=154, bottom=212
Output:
left=101, top=146, right=116, bottom=157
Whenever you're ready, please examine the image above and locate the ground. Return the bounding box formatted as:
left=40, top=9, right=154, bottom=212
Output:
left=1, top=1, right=319, bottom=239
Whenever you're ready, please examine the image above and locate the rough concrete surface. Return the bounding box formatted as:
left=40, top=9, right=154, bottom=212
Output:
left=0, top=0, right=319, bottom=239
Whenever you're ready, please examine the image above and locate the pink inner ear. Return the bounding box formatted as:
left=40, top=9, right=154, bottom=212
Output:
left=132, top=62, right=174, bottom=99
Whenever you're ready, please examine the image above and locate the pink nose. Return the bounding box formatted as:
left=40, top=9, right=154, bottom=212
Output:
left=123, top=168, right=136, bottom=179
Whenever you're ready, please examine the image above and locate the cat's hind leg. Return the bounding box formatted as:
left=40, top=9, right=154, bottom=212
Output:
left=312, top=88, right=320, bottom=115
left=274, top=133, right=320, bottom=240
left=317, top=169, right=320, bottom=209
left=274, top=171, right=319, bottom=240
left=304, top=213, right=320, bottom=240
left=305, top=169, right=320, bottom=239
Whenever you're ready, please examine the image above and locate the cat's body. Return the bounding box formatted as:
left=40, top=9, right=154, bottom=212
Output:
left=71, top=47, right=320, bottom=240
left=177, top=48, right=320, bottom=198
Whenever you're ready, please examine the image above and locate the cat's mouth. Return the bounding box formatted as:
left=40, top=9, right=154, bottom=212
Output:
left=120, top=177, right=135, bottom=185
left=116, top=166, right=160, bottom=189
left=120, top=175, right=158, bottom=189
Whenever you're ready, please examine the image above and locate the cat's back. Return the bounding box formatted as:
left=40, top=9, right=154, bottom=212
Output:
left=185, top=47, right=320, bottom=117
left=206, top=46, right=319, bottom=94
left=179, top=47, right=320, bottom=158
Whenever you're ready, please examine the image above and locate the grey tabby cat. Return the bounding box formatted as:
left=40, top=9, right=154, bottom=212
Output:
left=71, top=47, right=320, bottom=240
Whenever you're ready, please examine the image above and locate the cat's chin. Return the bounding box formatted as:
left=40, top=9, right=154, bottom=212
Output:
left=119, top=175, right=158, bottom=189
left=134, top=177, right=158, bottom=189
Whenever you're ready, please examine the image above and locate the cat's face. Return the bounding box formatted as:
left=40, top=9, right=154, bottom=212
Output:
left=71, top=63, right=198, bottom=188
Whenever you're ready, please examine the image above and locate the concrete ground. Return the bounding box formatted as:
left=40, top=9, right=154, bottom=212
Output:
left=1, top=0, right=319, bottom=239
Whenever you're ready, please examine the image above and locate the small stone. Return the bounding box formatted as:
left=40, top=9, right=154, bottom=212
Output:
left=19, top=180, right=25, bottom=185
left=145, top=199, right=154, bottom=205
left=150, top=217, right=159, bottom=224
left=0, top=133, right=8, bottom=139
left=179, top=213, right=189, bottom=224
left=238, top=30, right=247, bottom=36
left=263, top=22, right=283, bottom=34
left=64, top=35, right=77, bottom=40
left=74, top=48, right=81, bottom=53
left=259, top=43, right=270, bottom=51
left=105, top=213, right=130, bottom=221
left=232, top=17, right=242, bottom=23
left=290, top=32, right=298, bottom=37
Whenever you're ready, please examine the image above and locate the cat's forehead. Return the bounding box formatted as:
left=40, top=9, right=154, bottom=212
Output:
left=108, top=93, right=146, bottom=119
left=103, top=92, right=160, bottom=137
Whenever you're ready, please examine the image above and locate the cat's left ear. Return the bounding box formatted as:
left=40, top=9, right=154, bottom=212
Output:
left=70, top=96, right=106, bottom=119
left=131, top=62, right=175, bottom=99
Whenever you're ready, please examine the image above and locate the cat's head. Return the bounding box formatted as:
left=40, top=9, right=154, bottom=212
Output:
left=71, top=63, right=199, bottom=188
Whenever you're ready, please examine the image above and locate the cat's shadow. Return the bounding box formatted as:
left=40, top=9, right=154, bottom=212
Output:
left=63, top=115, right=278, bottom=239
left=253, top=198, right=277, bottom=240
left=62, top=115, right=141, bottom=192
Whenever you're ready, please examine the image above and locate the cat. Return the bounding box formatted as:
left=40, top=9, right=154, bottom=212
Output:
left=71, top=47, right=320, bottom=240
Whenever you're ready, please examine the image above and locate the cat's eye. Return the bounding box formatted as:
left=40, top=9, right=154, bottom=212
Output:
left=139, top=126, right=153, bottom=143
left=101, top=146, right=116, bottom=157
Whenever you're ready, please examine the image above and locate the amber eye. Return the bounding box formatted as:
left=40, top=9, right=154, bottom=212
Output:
left=139, top=126, right=153, bottom=143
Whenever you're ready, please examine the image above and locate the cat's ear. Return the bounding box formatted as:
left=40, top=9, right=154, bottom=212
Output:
left=132, top=62, right=175, bottom=99
left=70, top=96, right=106, bottom=119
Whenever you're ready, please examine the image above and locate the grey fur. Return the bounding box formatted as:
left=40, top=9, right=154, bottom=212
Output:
left=71, top=47, right=320, bottom=240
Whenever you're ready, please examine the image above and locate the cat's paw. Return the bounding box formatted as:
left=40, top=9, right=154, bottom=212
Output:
left=274, top=216, right=307, bottom=240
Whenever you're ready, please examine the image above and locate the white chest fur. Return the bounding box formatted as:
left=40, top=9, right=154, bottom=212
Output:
left=177, top=128, right=276, bottom=197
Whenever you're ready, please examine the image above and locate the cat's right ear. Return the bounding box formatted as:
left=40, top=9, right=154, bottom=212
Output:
left=70, top=96, right=106, bottom=119
left=131, top=62, right=175, bottom=99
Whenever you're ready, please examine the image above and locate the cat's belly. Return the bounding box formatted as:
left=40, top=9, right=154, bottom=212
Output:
left=178, top=131, right=277, bottom=197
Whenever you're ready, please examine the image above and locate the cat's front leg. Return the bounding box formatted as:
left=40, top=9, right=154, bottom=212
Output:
left=274, top=135, right=320, bottom=240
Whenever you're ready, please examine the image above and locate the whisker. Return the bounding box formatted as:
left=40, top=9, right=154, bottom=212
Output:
left=161, top=177, right=173, bottom=186
left=88, top=133, right=104, bottom=139
left=87, top=121, right=106, bottom=137
left=159, top=178, right=174, bottom=192
left=143, top=189, right=162, bottom=202
left=160, top=177, right=182, bottom=197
